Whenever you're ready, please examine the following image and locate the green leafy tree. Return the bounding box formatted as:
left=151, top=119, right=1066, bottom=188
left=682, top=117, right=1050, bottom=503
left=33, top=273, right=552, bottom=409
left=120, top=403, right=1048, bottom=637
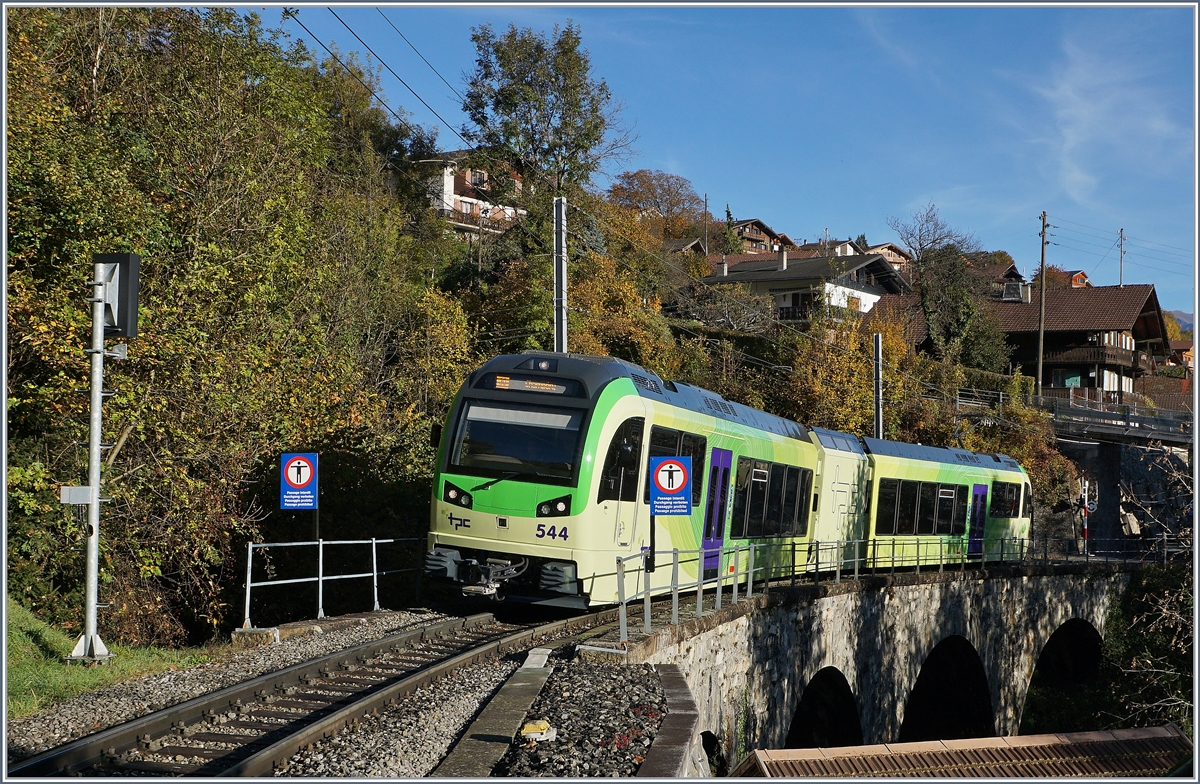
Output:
left=461, top=21, right=634, bottom=197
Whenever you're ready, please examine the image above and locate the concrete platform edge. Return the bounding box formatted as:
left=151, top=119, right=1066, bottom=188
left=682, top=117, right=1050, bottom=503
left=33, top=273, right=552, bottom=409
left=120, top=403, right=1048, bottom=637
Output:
left=638, top=663, right=704, bottom=778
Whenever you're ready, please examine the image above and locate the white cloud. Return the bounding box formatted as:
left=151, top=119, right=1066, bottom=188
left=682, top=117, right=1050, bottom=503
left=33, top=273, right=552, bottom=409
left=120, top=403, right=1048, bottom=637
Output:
left=1035, top=32, right=1191, bottom=205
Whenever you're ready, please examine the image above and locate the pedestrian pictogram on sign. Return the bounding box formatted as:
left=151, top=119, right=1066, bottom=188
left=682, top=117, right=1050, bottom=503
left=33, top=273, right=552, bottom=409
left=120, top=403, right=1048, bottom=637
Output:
left=281, top=453, right=318, bottom=510
left=649, top=456, right=692, bottom=516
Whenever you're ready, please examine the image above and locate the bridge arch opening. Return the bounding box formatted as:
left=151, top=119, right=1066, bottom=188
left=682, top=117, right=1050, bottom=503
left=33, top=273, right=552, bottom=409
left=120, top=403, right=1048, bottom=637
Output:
left=898, top=635, right=994, bottom=742
left=785, top=666, right=863, bottom=748
left=1018, top=618, right=1104, bottom=733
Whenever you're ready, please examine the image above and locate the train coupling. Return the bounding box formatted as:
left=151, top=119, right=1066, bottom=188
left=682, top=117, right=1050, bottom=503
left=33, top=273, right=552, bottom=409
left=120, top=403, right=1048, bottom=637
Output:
left=462, top=583, right=501, bottom=598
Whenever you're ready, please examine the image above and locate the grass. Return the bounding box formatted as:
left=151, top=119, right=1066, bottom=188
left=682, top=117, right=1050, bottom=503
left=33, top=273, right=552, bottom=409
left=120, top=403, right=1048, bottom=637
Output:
left=6, top=599, right=230, bottom=720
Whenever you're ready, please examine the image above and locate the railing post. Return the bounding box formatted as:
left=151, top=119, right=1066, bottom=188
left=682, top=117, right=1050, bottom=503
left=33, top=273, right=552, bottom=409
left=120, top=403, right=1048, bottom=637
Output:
left=671, top=549, right=680, bottom=626
left=243, top=542, right=254, bottom=629
left=1162, top=532, right=1168, bottom=567
left=814, top=541, right=820, bottom=587
left=747, top=544, right=755, bottom=598
left=835, top=540, right=842, bottom=584
left=939, top=539, right=944, bottom=573
left=732, top=545, right=741, bottom=604
left=643, top=551, right=652, bottom=634
left=791, top=541, right=796, bottom=588
left=853, top=540, right=860, bottom=581
left=891, top=538, right=896, bottom=576
left=617, top=558, right=628, bottom=643
left=1044, top=535, right=1049, bottom=565
left=1000, top=537, right=1006, bottom=563
left=915, top=539, right=920, bottom=575
left=696, top=552, right=704, bottom=619
left=371, top=538, right=381, bottom=612
left=715, top=549, right=723, bottom=611
left=317, top=539, right=325, bottom=619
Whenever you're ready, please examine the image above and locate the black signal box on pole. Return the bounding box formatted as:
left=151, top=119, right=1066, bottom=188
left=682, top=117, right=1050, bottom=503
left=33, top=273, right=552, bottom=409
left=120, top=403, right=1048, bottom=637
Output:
left=95, top=253, right=140, bottom=338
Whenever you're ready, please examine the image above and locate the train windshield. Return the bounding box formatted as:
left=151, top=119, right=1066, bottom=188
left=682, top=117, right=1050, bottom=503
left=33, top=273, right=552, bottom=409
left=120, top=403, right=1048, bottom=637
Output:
left=448, top=399, right=585, bottom=484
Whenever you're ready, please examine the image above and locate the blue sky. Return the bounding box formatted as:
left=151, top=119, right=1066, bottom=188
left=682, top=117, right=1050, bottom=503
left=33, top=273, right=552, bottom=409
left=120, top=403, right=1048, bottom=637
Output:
left=257, top=5, right=1197, bottom=315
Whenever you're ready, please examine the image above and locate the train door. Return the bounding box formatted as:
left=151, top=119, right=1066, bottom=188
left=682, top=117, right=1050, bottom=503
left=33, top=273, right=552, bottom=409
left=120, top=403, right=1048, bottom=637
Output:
left=597, top=407, right=648, bottom=549
left=702, top=447, right=733, bottom=579
left=968, top=484, right=987, bottom=555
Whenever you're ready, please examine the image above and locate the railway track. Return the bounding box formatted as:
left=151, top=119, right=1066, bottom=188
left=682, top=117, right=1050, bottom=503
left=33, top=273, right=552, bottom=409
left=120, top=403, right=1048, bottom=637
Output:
left=9, top=611, right=610, bottom=777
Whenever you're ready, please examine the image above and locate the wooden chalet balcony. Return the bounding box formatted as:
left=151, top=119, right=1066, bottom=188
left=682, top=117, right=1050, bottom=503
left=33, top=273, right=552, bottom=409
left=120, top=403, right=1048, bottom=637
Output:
left=778, top=306, right=810, bottom=322
left=1042, top=345, right=1154, bottom=374
left=438, top=207, right=513, bottom=234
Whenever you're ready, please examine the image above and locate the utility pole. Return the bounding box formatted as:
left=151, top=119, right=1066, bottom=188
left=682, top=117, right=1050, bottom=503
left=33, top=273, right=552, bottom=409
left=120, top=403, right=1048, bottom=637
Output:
left=1119, top=228, right=1125, bottom=287
left=1036, top=211, right=1048, bottom=397
left=553, top=196, right=568, bottom=354
left=873, top=333, right=883, bottom=439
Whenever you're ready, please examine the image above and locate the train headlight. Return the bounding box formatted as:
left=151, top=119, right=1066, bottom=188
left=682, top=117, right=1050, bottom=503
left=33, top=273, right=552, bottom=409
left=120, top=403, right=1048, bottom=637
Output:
left=536, top=494, right=571, bottom=517
left=443, top=481, right=473, bottom=509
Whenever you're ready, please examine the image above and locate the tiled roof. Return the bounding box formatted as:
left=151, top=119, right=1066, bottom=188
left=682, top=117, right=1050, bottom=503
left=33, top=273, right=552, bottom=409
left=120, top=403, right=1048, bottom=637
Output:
left=733, top=725, right=1192, bottom=778
left=1170, top=339, right=1192, bottom=351
left=663, top=237, right=703, bottom=253
left=989, top=284, right=1161, bottom=333
left=865, top=293, right=928, bottom=345
left=698, top=254, right=911, bottom=295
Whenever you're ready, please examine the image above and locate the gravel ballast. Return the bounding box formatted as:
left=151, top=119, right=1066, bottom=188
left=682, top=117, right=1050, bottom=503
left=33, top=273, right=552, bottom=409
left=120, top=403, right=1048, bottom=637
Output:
left=492, top=654, right=667, bottom=777
left=6, top=609, right=449, bottom=763
left=276, top=655, right=522, bottom=777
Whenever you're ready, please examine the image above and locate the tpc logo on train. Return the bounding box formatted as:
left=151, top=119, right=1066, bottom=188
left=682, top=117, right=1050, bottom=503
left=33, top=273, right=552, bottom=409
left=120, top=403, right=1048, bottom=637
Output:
left=649, top=456, right=691, bottom=516
left=280, top=452, right=318, bottom=510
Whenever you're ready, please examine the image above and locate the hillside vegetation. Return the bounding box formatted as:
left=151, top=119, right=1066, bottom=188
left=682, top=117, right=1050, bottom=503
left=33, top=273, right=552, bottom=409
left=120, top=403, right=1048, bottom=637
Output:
left=7, top=7, right=1072, bottom=645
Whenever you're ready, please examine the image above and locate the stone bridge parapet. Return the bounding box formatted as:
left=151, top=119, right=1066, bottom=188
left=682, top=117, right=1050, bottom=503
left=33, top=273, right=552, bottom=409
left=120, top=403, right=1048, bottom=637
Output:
left=623, top=564, right=1135, bottom=775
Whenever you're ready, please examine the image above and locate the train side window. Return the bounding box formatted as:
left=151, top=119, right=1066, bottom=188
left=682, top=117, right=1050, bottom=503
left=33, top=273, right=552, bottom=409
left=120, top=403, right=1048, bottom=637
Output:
left=745, top=462, right=769, bottom=538
left=797, top=468, right=814, bottom=536
left=681, top=433, right=708, bottom=506
left=896, top=480, right=919, bottom=535
left=875, top=478, right=899, bottom=535
left=765, top=463, right=786, bottom=536
left=1022, top=483, right=1034, bottom=519
left=597, top=417, right=644, bottom=503
left=952, top=485, right=968, bottom=535
left=935, top=484, right=956, bottom=535
left=989, top=481, right=1020, bottom=518
left=917, top=482, right=937, bottom=535
left=782, top=466, right=801, bottom=535
left=731, top=457, right=752, bottom=538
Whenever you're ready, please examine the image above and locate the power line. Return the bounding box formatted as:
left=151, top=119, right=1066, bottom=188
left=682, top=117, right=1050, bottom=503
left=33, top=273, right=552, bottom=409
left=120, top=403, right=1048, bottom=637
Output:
left=377, top=8, right=465, bottom=102
left=305, top=11, right=1060, bottom=441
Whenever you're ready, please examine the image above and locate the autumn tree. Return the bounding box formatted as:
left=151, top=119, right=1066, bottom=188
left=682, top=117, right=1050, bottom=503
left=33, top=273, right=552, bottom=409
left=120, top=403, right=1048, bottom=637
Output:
left=607, top=169, right=705, bottom=241
left=1030, top=264, right=1075, bottom=290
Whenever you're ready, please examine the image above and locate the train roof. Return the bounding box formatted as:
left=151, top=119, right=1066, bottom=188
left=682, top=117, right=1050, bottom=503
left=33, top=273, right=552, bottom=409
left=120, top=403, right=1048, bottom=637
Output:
left=486, top=352, right=811, bottom=443
left=862, top=436, right=1024, bottom=473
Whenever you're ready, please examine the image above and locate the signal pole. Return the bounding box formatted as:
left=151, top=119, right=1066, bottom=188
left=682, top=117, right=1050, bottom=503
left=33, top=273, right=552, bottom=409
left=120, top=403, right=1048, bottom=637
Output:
left=873, top=333, right=883, bottom=439
left=1036, top=211, right=1048, bottom=397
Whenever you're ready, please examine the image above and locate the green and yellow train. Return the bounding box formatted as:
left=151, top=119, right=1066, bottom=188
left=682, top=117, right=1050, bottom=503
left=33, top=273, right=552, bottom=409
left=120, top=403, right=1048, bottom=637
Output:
left=425, top=352, right=1033, bottom=608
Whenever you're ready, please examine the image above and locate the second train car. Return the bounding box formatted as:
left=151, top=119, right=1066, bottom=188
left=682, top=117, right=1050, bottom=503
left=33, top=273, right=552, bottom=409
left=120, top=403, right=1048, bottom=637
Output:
left=424, top=352, right=1033, bottom=608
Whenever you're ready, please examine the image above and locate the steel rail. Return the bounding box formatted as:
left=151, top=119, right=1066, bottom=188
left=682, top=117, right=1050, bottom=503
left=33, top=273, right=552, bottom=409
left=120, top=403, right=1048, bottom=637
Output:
left=6, top=612, right=521, bottom=777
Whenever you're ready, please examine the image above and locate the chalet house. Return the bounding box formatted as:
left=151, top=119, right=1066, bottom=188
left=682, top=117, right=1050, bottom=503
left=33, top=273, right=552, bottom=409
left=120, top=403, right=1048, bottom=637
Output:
left=730, top=218, right=783, bottom=254
left=988, top=285, right=1169, bottom=396
left=968, top=258, right=1029, bottom=301
left=791, top=238, right=866, bottom=260
left=866, top=242, right=913, bottom=274
left=698, top=249, right=911, bottom=321
left=425, top=151, right=524, bottom=235
left=870, top=283, right=1175, bottom=407
left=1064, top=269, right=1094, bottom=288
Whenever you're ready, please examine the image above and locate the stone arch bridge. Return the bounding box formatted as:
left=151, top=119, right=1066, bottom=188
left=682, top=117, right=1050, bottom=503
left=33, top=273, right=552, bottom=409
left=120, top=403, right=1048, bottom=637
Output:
left=620, top=563, right=1133, bottom=774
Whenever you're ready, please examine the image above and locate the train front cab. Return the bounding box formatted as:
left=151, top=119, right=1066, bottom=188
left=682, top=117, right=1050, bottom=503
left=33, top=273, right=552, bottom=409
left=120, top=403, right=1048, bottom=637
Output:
left=426, top=354, right=651, bottom=608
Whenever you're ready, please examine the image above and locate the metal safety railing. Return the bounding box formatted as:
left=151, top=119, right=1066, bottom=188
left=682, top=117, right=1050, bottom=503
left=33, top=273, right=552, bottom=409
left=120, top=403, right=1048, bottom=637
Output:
left=242, top=537, right=425, bottom=629
left=613, top=534, right=1189, bottom=643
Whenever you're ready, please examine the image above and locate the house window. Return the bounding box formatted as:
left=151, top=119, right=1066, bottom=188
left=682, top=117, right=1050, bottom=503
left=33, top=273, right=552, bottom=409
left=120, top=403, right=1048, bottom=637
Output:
left=471, top=170, right=486, bottom=186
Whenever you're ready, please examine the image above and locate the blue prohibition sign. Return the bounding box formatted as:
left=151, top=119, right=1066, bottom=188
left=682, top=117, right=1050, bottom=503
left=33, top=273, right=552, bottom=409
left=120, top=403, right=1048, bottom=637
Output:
left=281, top=452, right=318, bottom=510
left=649, top=456, right=692, bottom=516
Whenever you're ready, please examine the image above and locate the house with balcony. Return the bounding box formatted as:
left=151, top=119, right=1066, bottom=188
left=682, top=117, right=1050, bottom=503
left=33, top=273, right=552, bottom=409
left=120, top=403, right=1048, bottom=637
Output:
left=425, top=151, right=525, bottom=235
left=988, top=285, right=1170, bottom=397
left=730, top=218, right=784, bottom=253
left=697, top=249, right=911, bottom=321
left=865, top=242, right=914, bottom=275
